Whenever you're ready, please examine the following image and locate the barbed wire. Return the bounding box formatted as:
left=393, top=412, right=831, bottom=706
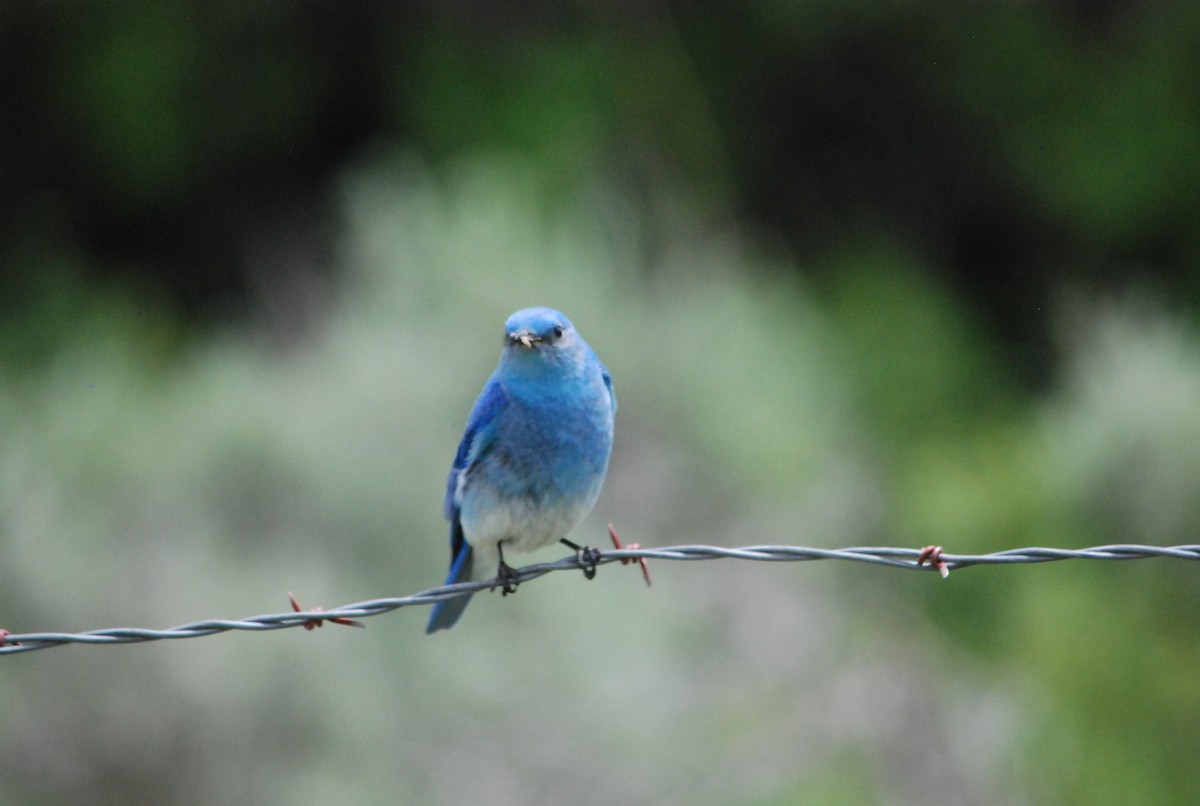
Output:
left=3, top=542, right=1199, bottom=656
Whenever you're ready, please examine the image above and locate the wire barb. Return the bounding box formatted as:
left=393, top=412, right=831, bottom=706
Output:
left=3, top=542, right=1199, bottom=656
left=288, top=592, right=367, bottom=631
left=609, top=523, right=652, bottom=586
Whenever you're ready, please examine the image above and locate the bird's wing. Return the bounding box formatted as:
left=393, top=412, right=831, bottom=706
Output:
left=444, top=375, right=508, bottom=522
left=601, top=362, right=616, bottom=415
left=427, top=378, right=507, bottom=633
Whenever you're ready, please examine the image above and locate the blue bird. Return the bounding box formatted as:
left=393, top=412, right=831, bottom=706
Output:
left=426, top=307, right=616, bottom=633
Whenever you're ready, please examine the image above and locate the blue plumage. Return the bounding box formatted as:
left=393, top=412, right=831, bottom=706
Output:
left=426, top=308, right=616, bottom=633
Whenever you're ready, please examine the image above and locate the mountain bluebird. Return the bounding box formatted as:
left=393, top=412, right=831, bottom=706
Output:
left=426, top=307, right=616, bottom=633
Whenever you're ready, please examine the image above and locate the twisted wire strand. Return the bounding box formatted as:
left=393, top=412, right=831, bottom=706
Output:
left=3, top=542, right=1198, bottom=656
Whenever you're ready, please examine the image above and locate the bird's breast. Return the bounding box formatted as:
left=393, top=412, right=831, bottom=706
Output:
left=457, top=381, right=613, bottom=553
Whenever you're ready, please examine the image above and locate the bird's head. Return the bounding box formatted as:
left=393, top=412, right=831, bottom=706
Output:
left=505, top=307, right=574, bottom=350
left=501, top=307, right=585, bottom=378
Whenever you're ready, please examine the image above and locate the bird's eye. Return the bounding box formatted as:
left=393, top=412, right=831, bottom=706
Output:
left=552, top=325, right=564, bottom=340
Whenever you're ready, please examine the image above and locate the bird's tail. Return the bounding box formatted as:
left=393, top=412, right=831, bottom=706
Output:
left=425, top=543, right=474, bottom=633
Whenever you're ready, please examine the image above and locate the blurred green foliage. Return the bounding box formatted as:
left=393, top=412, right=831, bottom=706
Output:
left=3, top=2, right=1200, bottom=804
left=5, top=1, right=1200, bottom=351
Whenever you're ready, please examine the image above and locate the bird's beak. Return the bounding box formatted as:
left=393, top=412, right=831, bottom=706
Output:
left=510, top=330, right=541, bottom=349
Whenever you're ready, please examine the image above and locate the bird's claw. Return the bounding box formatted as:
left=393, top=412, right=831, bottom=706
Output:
left=560, top=538, right=601, bottom=580
left=916, top=545, right=950, bottom=579
left=609, top=523, right=652, bottom=586
left=492, top=561, right=521, bottom=596
left=0, top=628, right=19, bottom=647
left=288, top=593, right=366, bottom=631
left=576, top=545, right=601, bottom=580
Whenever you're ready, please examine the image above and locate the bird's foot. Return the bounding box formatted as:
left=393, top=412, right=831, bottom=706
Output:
left=608, top=523, right=652, bottom=586
left=916, top=545, right=950, bottom=579
left=492, top=560, right=521, bottom=596
left=561, top=539, right=600, bottom=580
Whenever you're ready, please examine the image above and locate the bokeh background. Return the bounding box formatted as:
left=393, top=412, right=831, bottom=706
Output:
left=4, top=2, right=1200, bottom=804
